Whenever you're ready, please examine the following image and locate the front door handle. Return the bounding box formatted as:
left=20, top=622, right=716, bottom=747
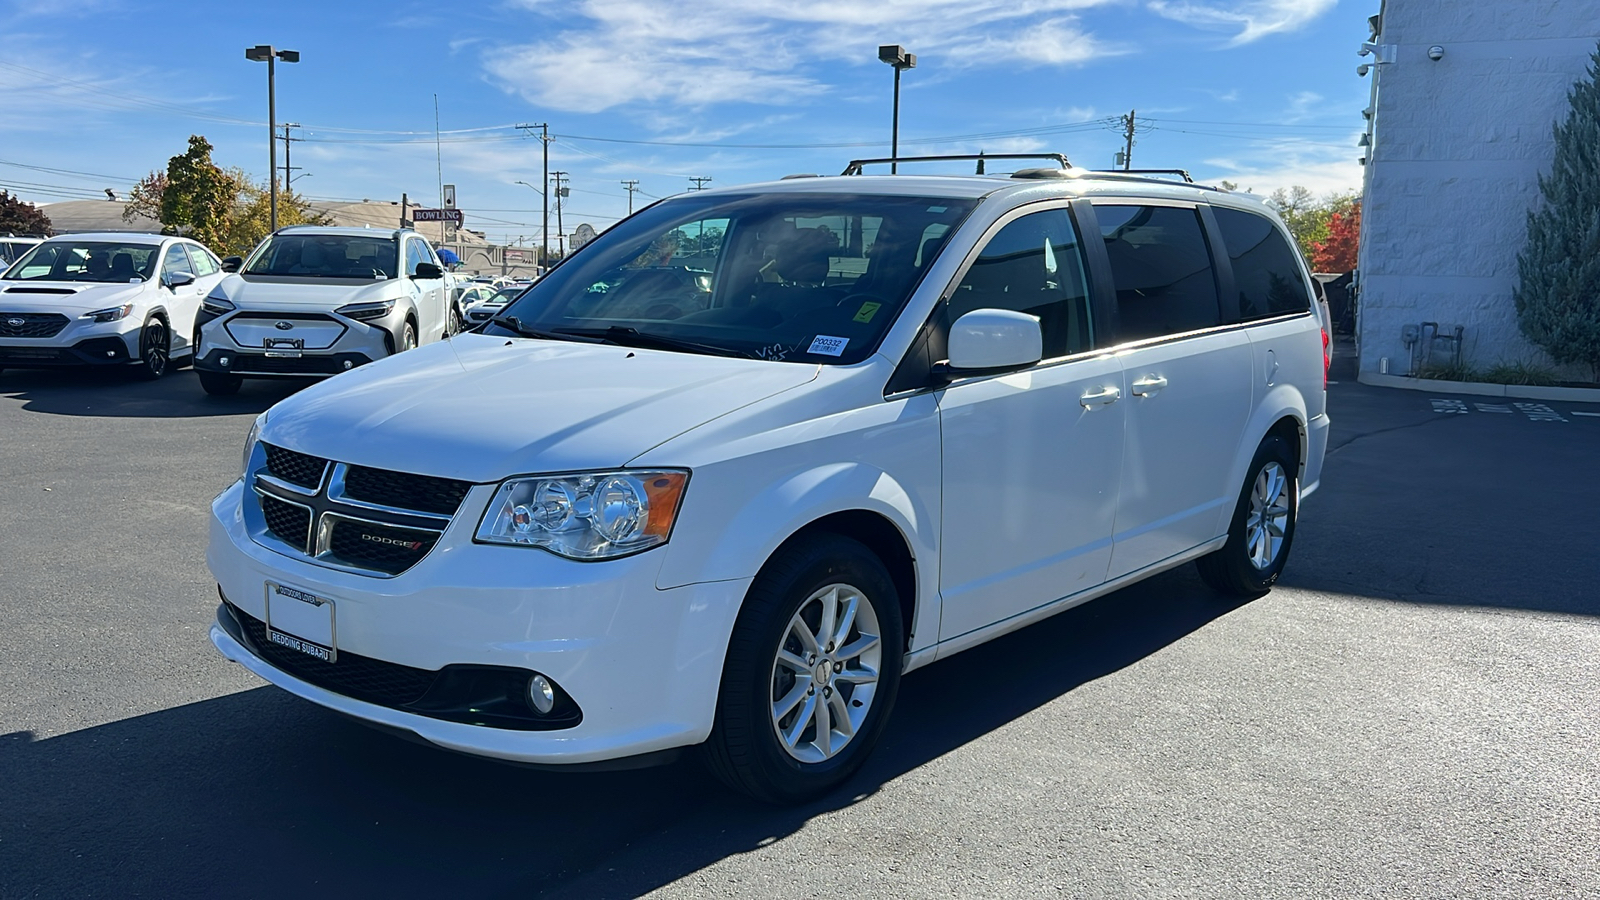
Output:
left=1131, top=375, right=1168, bottom=397
left=1080, top=385, right=1121, bottom=408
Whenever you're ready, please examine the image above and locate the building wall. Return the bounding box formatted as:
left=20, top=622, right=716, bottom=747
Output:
left=1358, top=1, right=1600, bottom=377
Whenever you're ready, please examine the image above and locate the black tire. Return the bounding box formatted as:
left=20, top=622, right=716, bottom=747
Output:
left=398, top=320, right=417, bottom=353
left=1196, top=435, right=1299, bottom=598
left=198, top=369, right=243, bottom=396
left=448, top=306, right=463, bottom=337
left=704, top=533, right=904, bottom=804
left=132, top=317, right=170, bottom=381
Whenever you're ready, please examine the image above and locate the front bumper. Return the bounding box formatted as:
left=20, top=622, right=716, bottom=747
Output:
left=0, top=334, right=134, bottom=367
left=195, top=310, right=395, bottom=378
left=207, top=479, right=750, bottom=765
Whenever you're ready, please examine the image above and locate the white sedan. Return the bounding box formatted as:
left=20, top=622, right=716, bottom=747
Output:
left=0, top=232, right=225, bottom=379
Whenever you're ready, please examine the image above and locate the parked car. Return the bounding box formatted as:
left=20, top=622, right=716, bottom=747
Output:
left=462, top=283, right=527, bottom=326
left=193, top=226, right=453, bottom=395
left=1, top=235, right=44, bottom=271
left=207, top=159, right=1330, bottom=802
left=0, top=232, right=225, bottom=378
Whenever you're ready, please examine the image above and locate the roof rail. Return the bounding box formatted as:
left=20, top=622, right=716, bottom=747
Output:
left=1091, top=168, right=1195, bottom=184
left=841, top=152, right=1070, bottom=176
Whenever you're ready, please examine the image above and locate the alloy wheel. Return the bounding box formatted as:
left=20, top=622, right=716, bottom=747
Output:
left=142, top=320, right=168, bottom=376
left=1246, top=461, right=1291, bottom=570
left=769, top=582, right=883, bottom=764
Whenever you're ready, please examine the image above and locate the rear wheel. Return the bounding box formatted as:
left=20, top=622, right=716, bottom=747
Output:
left=132, top=317, right=169, bottom=380
left=704, top=533, right=904, bottom=804
left=198, top=369, right=243, bottom=396
left=1196, top=435, right=1298, bottom=598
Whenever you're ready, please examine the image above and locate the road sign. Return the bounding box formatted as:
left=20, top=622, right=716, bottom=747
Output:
left=443, top=185, right=456, bottom=209
left=412, top=208, right=463, bottom=224
left=571, top=223, right=597, bottom=250
left=505, top=249, right=528, bottom=263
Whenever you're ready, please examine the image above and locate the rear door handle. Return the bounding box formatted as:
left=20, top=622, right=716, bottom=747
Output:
left=1131, top=375, right=1168, bottom=397
left=1080, top=386, right=1121, bottom=408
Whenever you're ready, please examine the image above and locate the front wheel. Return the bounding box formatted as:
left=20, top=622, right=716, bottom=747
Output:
left=448, top=306, right=463, bottom=337
left=397, top=320, right=417, bottom=353
left=1196, top=435, right=1299, bottom=598
left=132, top=317, right=169, bottom=380
left=704, top=533, right=904, bottom=804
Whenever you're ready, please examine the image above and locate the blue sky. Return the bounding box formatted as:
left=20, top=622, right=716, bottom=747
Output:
left=0, top=0, right=1371, bottom=244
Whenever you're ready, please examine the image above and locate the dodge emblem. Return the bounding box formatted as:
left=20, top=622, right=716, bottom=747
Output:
left=274, top=321, right=294, bottom=330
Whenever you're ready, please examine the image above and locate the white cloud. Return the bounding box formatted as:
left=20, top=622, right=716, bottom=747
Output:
left=485, top=0, right=1119, bottom=113
left=1196, top=139, right=1362, bottom=197
left=1148, top=0, right=1336, bottom=45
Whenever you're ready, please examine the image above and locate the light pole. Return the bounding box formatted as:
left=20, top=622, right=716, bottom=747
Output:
left=877, top=45, right=916, bottom=174
left=245, top=44, right=300, bottom=232
left=514, top=179, right=546, bottom=264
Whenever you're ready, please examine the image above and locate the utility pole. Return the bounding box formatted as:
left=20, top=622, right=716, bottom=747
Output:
left=688, top=176, right=712, bottom=192
left=280, top=123, right=304, bottom=189
left=516, top=122, right=550, bottom=266
left=1121, top=109, right=1137, bottom=171
left=620, top=179, right=639, bottom=215
left=551, top=171, right=568, bottom=257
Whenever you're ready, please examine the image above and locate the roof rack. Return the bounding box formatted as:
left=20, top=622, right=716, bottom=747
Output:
left=841, top=152, right=1070, bottom=176
left=1091, top=168, right=1195, bottom=184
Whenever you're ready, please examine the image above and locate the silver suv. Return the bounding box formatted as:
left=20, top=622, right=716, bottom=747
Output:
left=193, top=227, right=453, bottom=395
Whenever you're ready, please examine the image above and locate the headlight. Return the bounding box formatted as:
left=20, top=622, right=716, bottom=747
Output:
left=201, top=295, right=235, bottom=317
left=82, top=303, right=134, bottom=323
left=476, top=470, right=688, bottom=560
left=335, top=299, right=396, bottom=321
left=242, top=413, right=266, bottom=479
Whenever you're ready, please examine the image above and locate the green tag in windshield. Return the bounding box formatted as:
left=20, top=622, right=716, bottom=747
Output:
left=852, top=301, right=882, bottom=323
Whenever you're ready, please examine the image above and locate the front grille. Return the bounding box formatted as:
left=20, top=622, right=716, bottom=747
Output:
left=230, top=602, right=438, bottom=707
left=343, top=465, right=472, bottom=516
left=0, top=346, right=62, bottom=360
left=261, top=494, right=312, bottom=552
left=326, top=518, right=440, bottom=575
left=0, top=312, right=69, bottom=338
left=230, top=353, right=351, bottom=375
left=263, top=443, right=327, bottom=489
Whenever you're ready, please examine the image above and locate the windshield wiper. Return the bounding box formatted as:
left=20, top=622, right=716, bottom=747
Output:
left=491, top=315, right=606, bottom=343
left=555, top=326, right=752, bottom=358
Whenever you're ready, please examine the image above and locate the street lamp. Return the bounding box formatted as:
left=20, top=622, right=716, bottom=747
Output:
left=514, top=180, right=548, bottom=265
left=245, top=44, right=300, bottom=232
left=877, top=44, right=916, bottom=174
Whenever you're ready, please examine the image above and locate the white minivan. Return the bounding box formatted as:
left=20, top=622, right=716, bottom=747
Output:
left=207, top=160, right=1329, bottom=802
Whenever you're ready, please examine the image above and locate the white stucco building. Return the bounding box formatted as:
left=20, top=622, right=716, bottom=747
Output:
left=1356, top=1, right=1600, bottom=379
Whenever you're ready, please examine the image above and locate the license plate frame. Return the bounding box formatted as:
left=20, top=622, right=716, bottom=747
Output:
left=264, top=582, right=336, bottom=663
left=263, top=337, right=304, bottom=358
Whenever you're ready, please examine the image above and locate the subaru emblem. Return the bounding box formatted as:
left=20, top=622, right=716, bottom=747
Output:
left=275, top=321, right=294, bottom=331
left=6, top=317, right=23, bottom=328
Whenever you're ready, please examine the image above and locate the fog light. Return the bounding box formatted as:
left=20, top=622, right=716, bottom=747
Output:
left=343, top=360, right=353, bottom=370
left=527, top=674, right=556, bottom=714
left=220, top=356, right=230, bottom=367
left=105, top=350, right=116, bottom=357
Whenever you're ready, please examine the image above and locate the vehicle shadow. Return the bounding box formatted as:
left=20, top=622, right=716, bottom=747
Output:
left=0, top=366, right=306, bottom=418
left=0, top=566, right=1240, bottom=899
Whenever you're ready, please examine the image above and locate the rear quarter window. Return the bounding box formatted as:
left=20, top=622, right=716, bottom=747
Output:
left=1212, top=207, right=1312, bottom=320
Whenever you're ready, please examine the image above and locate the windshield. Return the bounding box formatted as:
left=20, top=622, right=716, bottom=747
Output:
left=243, top=234, right=398, bottom=279
left=491, top=192, right=977, bottom=364
left=2, top=241, right=159, bottom=282
left=489, top=285, right=525, bottom=303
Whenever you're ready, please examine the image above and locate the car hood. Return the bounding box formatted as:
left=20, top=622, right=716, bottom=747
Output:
left=218, top=274, right=402, bottom=310
left=0, top=280, right=147, bottom=316
left=260, top=332, right=820, bottom=481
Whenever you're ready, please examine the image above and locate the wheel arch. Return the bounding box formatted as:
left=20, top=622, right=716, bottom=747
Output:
left=763, top=510, right=918, bottom=655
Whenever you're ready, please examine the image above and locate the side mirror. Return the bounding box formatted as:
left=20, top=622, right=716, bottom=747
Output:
left=413, top=262, right=444, bottom=280
left=162, top=271, right=196, bottom=289
left=221, top=256, right=243, bottom=273
left=936, top=308, right=1043, bottom=379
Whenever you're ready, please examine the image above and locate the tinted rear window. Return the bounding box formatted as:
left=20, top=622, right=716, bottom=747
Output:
left=1096, top=204, right=1221, bottom=342
left=1212, top=207, right=1312, bottom=320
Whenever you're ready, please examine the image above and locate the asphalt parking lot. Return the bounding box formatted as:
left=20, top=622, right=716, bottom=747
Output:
left=2, top=348, right=1597, bottom=899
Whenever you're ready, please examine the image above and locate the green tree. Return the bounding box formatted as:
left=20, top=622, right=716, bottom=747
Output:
left=159, top=135, right=243, bottom=249
left=225, top=174, right=327, bottom=257
left=0, top=191, right=52, bottom=234
left=1267, top=186, right=1358, bottom=261
left=1515, top=43, right=1600, bottom=381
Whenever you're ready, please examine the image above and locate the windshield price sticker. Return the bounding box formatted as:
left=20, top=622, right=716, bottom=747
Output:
left=807, top=335, right=849, bottom=357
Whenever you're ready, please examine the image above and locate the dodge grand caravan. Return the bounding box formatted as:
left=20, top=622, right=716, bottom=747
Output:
left=207, top=157, right=1330, bottom=802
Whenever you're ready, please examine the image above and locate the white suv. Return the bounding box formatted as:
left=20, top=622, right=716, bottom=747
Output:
left=193, top=226, right=452, bottom=395
left=207, top=159, right=1330, bottom=802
